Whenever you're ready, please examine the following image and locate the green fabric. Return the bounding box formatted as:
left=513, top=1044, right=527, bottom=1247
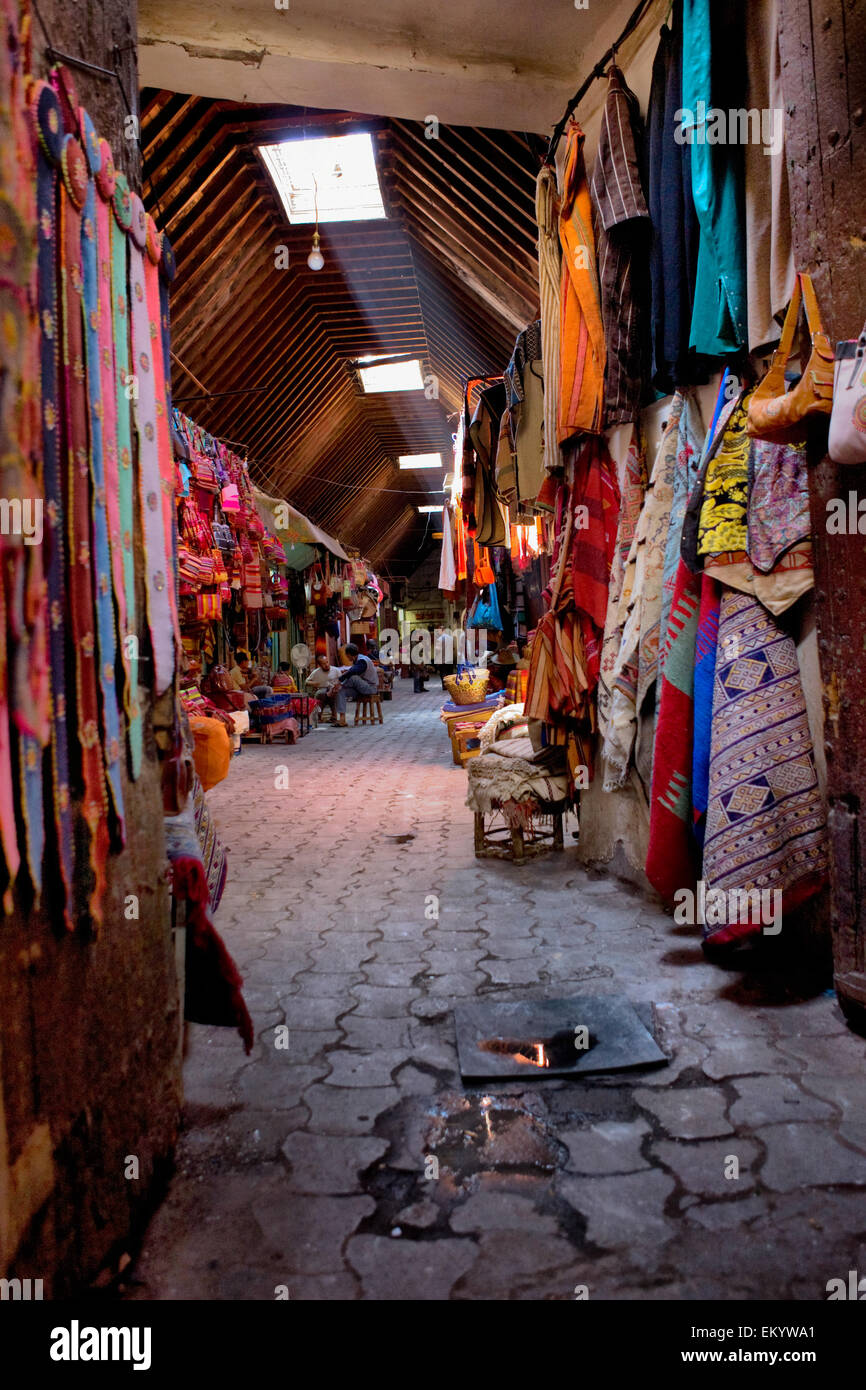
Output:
left=682, top=0, right=748, bottom=356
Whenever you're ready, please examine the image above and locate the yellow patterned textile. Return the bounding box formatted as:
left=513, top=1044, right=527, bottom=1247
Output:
left=696, top=392, right=754, bottom=557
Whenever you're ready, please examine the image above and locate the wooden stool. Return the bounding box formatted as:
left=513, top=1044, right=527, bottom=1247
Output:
left=473, top=806, right=565, bottom=861
left=354, top=694, right=383, bottom=725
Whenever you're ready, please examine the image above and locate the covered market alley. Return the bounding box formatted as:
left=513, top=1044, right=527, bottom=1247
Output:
left=1, top=0, right=865, bottom=1318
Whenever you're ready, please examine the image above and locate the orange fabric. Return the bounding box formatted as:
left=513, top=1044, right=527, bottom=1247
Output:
left=188, top=715, right=232, bottom=792
left=454, top=504, right=468, bottom=581
left=473, top=546, right=495, bottom=585
left=558, top=121, right=605, bottom=441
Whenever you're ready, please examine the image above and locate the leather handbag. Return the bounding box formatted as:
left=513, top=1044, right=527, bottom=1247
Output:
left=747, top=273, right=834, bottom=438
left=828, top=318, right=866, bottom=464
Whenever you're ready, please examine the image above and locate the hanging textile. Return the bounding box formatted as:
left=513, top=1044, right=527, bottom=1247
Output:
left=30, top=78, right=74, bottom=924
left=644, top=0, right=701, bottom=392
left=129, top=189, right=178, bottom=696
left=659, top=389, right=704, bottom=677
left=0, top=12, right=50, bottom=910
left=80, top=109, right=126, bottom=841
left=590, top=65, right=651, bottom=427
left=438, top=502, right=457, bottom=595
left=535, top=165, right=562, bottom=476
left=557, top=120, right=605, bottom=441
left=598, top=428, right=647, bottom=742
left=702, top=588, right=828, bottom=949
left=744, top=0, right=795, bottom=351
left=524, top=438, right=618, bottom=787
left=644, top=558, right=702, bottom=898
left=602, top=399, right=682, bottom=787
left=691, top=574, right=721, bottom=846
left=683, top=389, right=814, bottom=617
left=682, top=0, right=748, bottom=356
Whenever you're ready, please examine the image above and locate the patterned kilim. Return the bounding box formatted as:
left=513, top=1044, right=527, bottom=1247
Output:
left=192, top=773, right=228, bottom=914
left=703, top=588, right=828, bottom=947
left=645, top=558, right=702, bottom=899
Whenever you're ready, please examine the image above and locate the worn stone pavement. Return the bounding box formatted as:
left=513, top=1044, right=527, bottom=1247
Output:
left=129, top=680, right=866, bottom=1301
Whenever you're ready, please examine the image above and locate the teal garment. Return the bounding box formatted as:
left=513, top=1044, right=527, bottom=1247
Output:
left=681, top=0, right=748, bottom=356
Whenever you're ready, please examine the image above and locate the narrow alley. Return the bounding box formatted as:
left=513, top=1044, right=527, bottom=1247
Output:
left=129, top=681, right=866, bottom=1302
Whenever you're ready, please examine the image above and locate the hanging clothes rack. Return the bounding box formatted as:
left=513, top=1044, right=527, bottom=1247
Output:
left=544, top=0, right=657, bottom=165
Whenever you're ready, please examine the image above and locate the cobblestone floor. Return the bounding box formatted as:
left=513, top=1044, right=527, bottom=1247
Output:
left=130, top=680, right=866, bottom=1301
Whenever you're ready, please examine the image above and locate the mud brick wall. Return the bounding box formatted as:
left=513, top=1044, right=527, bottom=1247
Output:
left=0, top=0, right=182, bottom=1296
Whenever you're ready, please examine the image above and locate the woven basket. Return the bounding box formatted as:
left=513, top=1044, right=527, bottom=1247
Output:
left=443, top=670, right=489, bottom=705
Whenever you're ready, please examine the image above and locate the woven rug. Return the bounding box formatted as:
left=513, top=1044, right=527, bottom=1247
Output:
left=645, top=558, right=702, bottom=900
left=702, top=588, right=828, bottom=948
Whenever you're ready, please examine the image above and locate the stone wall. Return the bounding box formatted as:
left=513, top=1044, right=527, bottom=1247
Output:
left=0, top=0, right=182, bottom=1297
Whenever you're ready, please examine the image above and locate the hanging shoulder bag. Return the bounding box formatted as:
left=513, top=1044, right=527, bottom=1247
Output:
left=747, top=273, right=834, bottom=438
left=828, top=317, right=866, bottom=464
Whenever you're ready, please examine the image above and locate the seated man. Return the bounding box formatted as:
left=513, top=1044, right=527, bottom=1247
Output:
left=305, top=653, right=341, bottom=719
left=333, top=643, right=378, bottom=727
left=229, top=649, right=273, bottom=706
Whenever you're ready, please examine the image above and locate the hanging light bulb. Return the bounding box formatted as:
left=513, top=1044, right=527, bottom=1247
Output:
left=307, top=230, right=324, bottom=271
left=307, top=172, right=325, bottom=271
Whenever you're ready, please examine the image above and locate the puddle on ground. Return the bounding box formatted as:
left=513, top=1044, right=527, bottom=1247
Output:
left=425, top=1093, right=564, bottom=1178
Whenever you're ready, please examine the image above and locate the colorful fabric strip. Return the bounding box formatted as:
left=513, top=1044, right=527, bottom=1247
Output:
left=110, top=171, right=142, bottom=777
left=129, top=195, right=177, bottom=696
left=79, top=112, right=125, bottom=841
left=31, top=79, right=74, bottom=924
left=59, top=131, right=110, bottom=926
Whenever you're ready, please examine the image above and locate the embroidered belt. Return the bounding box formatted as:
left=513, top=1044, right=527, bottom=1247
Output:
left=110, top=171, right=142, bottom=776
left=59, top=129, right=110, bottom=926
left=79, top=108, right=125, bottom=843
left=129, top=189, right=177, bottom=695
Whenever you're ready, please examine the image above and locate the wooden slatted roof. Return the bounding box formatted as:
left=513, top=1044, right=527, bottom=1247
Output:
left=142, top=92, right=541, bottom=574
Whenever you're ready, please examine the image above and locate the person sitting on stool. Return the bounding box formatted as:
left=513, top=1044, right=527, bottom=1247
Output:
left=333, top=643, right=379, bottom=727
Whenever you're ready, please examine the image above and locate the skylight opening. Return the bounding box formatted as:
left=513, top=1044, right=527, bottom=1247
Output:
left=259, top=131, right=386, bottom=224
left=398, top=453, right=443, bottom=470
left=359, top=359, right=425, bottom=393
left=417, top=504, right=443, bottom=514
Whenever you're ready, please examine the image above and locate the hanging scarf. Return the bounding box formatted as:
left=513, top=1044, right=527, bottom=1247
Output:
left=557, top=121, right=605, bottom=441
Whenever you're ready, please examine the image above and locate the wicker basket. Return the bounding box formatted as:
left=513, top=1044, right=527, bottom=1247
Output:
left=443, top=670, right=490, bottom=704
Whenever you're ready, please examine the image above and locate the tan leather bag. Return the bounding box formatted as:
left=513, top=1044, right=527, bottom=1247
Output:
left=747, top=273, right=834, bottom=437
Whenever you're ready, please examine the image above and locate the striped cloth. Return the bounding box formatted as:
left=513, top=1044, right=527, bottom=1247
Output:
left=590, top=66, right=651, bottom=426
left=536, top=166, right=562, bottom=476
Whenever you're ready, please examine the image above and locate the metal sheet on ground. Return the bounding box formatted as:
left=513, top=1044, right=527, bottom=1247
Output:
left=454, top=994, right=668, bottom=1080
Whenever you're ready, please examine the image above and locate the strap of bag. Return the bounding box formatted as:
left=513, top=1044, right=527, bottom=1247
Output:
left=799, top=273, right=826, bottom=342
left=771, top=274, right=803, bottom=367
